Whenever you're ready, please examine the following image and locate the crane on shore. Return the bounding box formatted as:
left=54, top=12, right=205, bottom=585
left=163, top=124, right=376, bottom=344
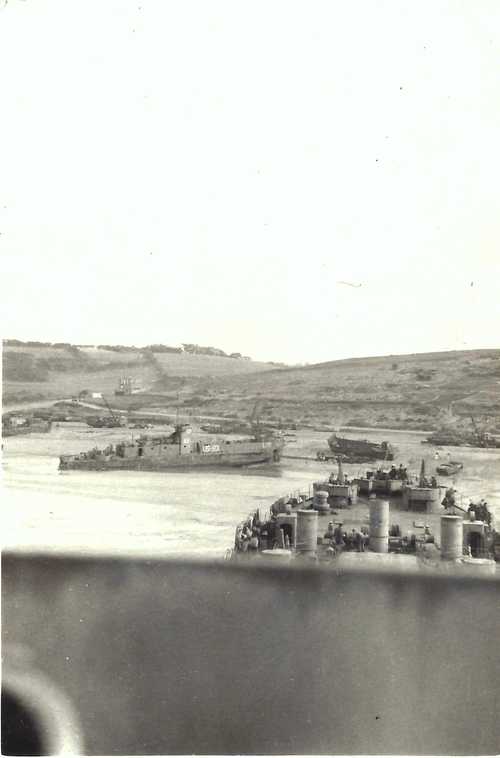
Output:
left=86, top=395, right=127, bottom=428
left=469, top=415, right=497, bottom=448
left=103, top=396, right=126, bottom=426
left=249, top=400, right=265, bottom=431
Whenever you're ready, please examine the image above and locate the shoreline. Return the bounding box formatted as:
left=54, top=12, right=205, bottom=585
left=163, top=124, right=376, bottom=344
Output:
left=339, top=426, right=432, bottom=435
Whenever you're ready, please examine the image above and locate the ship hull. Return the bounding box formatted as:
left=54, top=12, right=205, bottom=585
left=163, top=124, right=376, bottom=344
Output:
left=59, top=423, right=284, bottom=471
left=60, top=450, right=280, bottom=471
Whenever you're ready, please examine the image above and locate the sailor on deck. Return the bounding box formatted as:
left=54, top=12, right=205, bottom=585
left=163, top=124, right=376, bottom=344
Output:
left=333, top=523, right=344, bottom=546
left=324, top=521, right=335, bottom=540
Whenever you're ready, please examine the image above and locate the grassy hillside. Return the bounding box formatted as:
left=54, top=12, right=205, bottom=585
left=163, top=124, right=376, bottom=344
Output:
left=2, top=342, right=278, bottom=406
left=3, top=343, right=499, bottom=433
left=151, top=352, right=275, bottom=378
left=179, top=349, right=500, bottom=433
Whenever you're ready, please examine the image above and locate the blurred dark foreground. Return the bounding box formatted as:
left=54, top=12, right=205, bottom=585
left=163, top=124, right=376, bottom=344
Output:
left=2, top=552, right=499, bottom=755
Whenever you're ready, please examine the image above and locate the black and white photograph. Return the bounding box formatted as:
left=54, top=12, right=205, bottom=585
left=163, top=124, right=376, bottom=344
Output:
left=1, top=0, right=499, bottom=755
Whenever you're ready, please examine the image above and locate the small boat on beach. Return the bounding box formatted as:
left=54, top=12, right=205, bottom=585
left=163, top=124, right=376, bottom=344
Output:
left=436, top=461, right=463, bottom=476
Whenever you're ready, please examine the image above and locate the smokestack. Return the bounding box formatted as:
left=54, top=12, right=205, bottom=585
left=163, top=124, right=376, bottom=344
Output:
left=369, top=499, right=389, bottom=553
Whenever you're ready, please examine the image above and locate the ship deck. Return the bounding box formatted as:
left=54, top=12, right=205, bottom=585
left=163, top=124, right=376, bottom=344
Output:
left=267, top=491, right=445, bottom=543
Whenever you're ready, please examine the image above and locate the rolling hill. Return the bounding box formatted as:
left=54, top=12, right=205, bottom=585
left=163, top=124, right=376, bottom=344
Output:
left=1, top=342, right=278, bottom=408
left=185, top=349, right=500, bottom=433
left=3, top=342, right=500, bottom=433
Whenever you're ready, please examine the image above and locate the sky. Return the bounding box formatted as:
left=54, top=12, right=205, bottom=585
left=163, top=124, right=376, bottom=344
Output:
left=1, top=0, right=499, bottom=364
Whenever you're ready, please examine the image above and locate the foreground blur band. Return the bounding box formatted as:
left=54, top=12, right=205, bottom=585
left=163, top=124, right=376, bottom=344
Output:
left=2, top=552, right=499, bottom=755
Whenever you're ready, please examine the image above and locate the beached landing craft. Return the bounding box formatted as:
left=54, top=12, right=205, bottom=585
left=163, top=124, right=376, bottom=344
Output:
left=326, top=432, right=395, bottom=462
left=422, top=416, right=500, bottom=448
left=59, top=424, right=285, bottom=471
left=2, top=414, right=52, bottom=437
left=422, top=430, right=500, bottom=447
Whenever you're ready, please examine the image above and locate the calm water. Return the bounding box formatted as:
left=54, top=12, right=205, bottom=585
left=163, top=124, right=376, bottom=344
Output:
left=2, top=424, right=500, bottom=557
